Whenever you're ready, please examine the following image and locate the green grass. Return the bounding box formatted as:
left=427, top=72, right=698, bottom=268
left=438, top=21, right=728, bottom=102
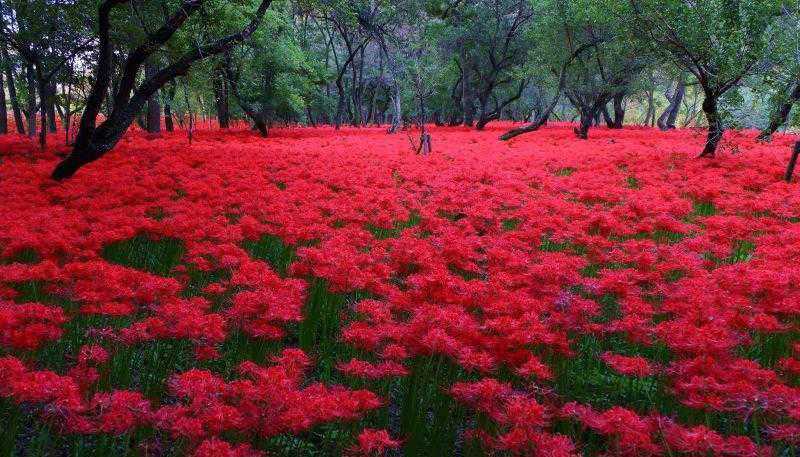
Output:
left=365, top=211, right=421, bottom=240
left=691, top=200, right=717, bottom=217
left=1, top=247, right=40, bottom=265
left=396, top=355, right=475, bottom=457
left=243, top=234, right=297, bottom=277
left=299, top=278, right=373, bottom=381
left=540, top=233, right=587, bottom=255
left=550, top=334, right=672, bottom=413
left=501, top=217, right=522, bottom=231
left=102, top=234, right=185, bottom=276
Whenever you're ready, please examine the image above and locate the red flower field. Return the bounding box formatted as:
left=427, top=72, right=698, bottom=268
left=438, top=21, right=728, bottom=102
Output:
left=1, top=123, right=799, bottom=456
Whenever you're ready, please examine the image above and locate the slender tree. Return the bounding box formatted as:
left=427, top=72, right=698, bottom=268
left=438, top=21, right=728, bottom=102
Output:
left=2, top=45, right=24, bottom=134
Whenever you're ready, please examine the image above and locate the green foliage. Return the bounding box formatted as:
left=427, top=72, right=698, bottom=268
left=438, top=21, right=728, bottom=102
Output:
left=631, top=0, right=783, bottom=93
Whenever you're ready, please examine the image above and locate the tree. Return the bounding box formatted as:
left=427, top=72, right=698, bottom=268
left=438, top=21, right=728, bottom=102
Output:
left=1, top=44, right=25, bottom=134
left=499, top=37, right=605, bottom=140
left=542, top=0, right=646, bottom=139
left=657, top=73, right=686, bottom=130
left=0, top=0, right=92, bottom=148
left=757, top=2, right=800, bottom=140
left=222, top=3, right=325, bottom=136
left=630, top=0, right=782, bottom=157
left=51, top=0, right=274, bottom=180
left=437, top=0, right=534, bottom=130
left=0, top=54, right=5, bottom=135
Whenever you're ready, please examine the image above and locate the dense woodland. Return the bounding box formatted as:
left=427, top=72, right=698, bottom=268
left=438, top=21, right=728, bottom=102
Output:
left=0, top=0, right=797, bottom=178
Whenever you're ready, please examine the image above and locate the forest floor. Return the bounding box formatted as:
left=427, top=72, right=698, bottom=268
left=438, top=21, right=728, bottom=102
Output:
left=1, top=123, right=799, bottom=456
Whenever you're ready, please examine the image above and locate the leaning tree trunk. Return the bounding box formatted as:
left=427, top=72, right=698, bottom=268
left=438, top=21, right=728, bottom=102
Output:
left=223, top=58, right=268, bottom=137
left=601, top=105, right=614, bottom=128
left=2, top=46, right=25, bottom=134
left=52, top=0, right=274, bottom=180
left=476, top=113, right=498, bottom=130
left=643, top=90, right=655, bottom=127
left=699, top=93, right=723, bottom=158
left=786, top=141, right=800, bottom=183
left=448, top=72, right=463, bottom=126
left=145, top=63, right=161, bottom=134
left=665, top=82, right=685, bottom=129
left=475, top=94, right=491, bottom=130
left=758, top=79, right=800, bottom=141
left=460, top=52, right=476, bottom=127
left=658, top=78, right=685, bottom=130
left=499, top=39, right=603, bottom=141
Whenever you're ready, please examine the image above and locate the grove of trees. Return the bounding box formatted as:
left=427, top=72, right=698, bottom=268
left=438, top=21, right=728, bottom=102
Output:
left=0, top=0, right=797, bottom=178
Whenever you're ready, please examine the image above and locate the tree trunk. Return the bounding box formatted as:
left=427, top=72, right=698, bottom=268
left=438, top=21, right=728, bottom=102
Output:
left=461, top=53, right=475, bottom=127
left=499, top=39, right=602, bottom=141
left=665, top=83, right=684, bottom=129
left=213, top=67, right=229, bottom=129
left=643, top=89, right=655, bottom=126
left=334, top=78, right=346, bottom=130
left=612, top=92, right=625, bottom=128
left=575, top=109, right=593, bottom=139
left=449, top=71, right=463, bottom=126
left=35, top=64, right=48, bottom=149
left=433, top=111, right=443, bottom=126
left=163, top=84, right=175, bottom=132
left=499, top=114, right=549, bottom=140
left=52, top=0, right=274, bottom=180
left=0, top=63, right=6, bottom=135
left=252, top=117, right=268, bottom=136
left=476, top=111, right=497, bottom=130
left=699, top=94, right=723, bottom=158
left=420, top=130, right=432, bottom=155
left=47, top=82, right=57, bottom=133
left=758, top=79, right=800, bottom=141
left=601, top=105, right=614, bottom=128
left=164, top=101, right=174, bottom=132
left=657, top=78, right=685, bottom=130
left=387, top=83, right=402, bottom=133
left=25, top=64, right=36, bottom=139
left=223, top=59, right=268, bottom=137
left=786, top=141, right=800, bottom=183
left=462, top=73, right=475, bottom=127
left=145, top=62, right=161, bottom=134
left=3, top=47, right=25, bottom=134
left=366, top=86, right=376, bottom=125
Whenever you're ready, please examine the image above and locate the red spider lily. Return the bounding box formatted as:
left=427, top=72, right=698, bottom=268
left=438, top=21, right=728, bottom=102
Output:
left=1, top=124, right=799, bottom=454
left=0, top=301, right=67, bottom=350
left=349, top=428, right=401, bottom=456
left=601, top=352, right=656, bottom=377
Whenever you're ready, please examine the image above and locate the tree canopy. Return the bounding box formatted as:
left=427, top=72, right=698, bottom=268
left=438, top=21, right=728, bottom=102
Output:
left=0, top=0, right=797, bottom=176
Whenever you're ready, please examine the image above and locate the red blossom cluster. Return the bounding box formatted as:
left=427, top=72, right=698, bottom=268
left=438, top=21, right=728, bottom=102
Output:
left=0, top=349, right=380, bottom=450
left=1, top=123, right=799, bottom=454
left=0, top=300, right=66, bottom=350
